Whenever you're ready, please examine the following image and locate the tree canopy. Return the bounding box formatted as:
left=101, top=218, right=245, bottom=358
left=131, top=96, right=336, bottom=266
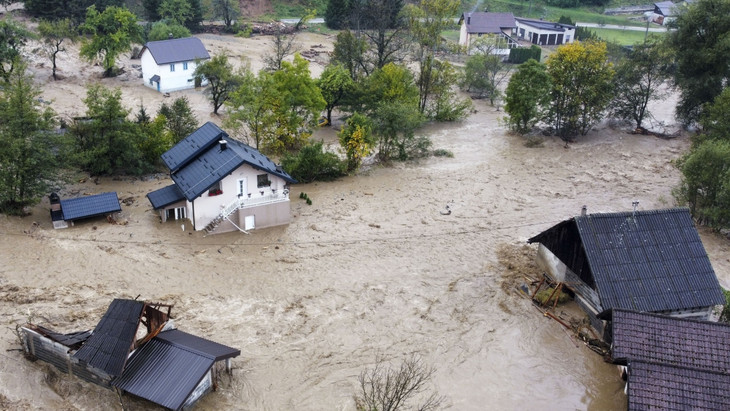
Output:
left=504, top=59, right=552, bottom=134
left=79, top=6, right=142, bottom=77
left=0, top=18, right=33, bottom=83
left=194, top=54, right=240, bottom=115
left=38, top=18, right=79, bottom=81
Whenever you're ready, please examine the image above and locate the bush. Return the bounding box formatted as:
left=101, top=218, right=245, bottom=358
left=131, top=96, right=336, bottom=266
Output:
left=508, top=45, right=542, bottom=64
left=281, top=141, right=346, bottom=183
left=433, top=148, right=454, bottom=157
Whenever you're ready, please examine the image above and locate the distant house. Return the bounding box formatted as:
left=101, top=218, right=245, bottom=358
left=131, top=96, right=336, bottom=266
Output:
left=49, top=192, right=121, bottom=229
left=528, top=208, right=725, bottom=337
left=607, top=309, right=730, bottom=409
left=515, top=17, right=575, bottom=46
left=146, top=122, right=297, bottom=234
left=651, top=0, right=693, bottom=25
left=140, top=37, right=210, bottom=93
left=458, top=12, right=518, bottom=54
left=21, top=298, right=240, bottom=410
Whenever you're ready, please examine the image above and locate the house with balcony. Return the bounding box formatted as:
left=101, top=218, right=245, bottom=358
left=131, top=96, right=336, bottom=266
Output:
left=146, top=122, right=297, bottom=234
left=458, top=12, right=519, bottom=55
left=140, top=37, right=210, bottom=93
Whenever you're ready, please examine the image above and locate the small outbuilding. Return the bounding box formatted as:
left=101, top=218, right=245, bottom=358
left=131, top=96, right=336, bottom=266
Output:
left=49, top=192, right=121, bottom=229
left=140, top=37, right=210, bottom=93
left=528, top=208, right=725, bottom=337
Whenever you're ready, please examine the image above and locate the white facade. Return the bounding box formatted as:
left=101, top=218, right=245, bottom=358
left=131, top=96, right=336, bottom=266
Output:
left=515, top=20, right=575, bottom=46
left=140, top=50, right=207, bottom=93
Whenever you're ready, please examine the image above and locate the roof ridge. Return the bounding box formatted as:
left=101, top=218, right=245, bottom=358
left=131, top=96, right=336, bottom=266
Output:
left=630, top=358, right=730, bottom=377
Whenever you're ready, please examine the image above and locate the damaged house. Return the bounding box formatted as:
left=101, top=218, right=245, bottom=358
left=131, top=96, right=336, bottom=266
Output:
left=528, top=208, right=725, bottom=337
left=20, top=299, right=240, bottom=410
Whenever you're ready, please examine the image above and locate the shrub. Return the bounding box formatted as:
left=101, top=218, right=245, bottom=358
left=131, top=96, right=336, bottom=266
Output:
left=281, top=141, right=346, bottom=183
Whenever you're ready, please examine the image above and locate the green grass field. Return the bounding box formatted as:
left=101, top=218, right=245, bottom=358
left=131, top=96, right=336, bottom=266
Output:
left=590, top=27, right=666, bottom=45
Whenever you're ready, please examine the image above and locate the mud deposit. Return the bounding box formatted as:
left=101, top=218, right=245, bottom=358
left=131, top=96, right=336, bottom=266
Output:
left=2, top=27, right=730, bottom=411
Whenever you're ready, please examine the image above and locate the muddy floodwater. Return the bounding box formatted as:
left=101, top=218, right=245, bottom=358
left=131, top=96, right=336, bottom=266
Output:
left=2, top=29, right=730, bottom=410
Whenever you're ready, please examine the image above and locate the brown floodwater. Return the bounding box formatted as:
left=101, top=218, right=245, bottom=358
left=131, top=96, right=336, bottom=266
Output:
left=1, top=94, right=728, bottom=410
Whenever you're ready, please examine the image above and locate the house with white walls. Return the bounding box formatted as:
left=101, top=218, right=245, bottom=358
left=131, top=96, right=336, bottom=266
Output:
left=140, top=37, right=210, bottom=93
left=146, top=122, right=297, bottom=234
left=515, top=17, right=575, bottom=46
left=458, top=12, right=518, bottom=55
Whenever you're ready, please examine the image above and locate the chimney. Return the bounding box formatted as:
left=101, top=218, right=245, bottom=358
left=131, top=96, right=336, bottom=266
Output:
left=219, top=140, right=227, bottom=151
left=581, top=205, right=587, bottom=216
left=168, top=33, right=173, bottom=40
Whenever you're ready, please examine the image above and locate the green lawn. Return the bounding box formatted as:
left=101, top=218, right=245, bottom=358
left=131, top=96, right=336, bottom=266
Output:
left=590, top=27, right=665, bottom=46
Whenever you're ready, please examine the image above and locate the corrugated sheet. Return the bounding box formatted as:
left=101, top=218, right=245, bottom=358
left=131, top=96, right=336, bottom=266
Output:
left=628, top=361, right=730, bottom=410
left=147, top=184, right=185, bottom=209
left=611, top=309, right=730, bottom=374
left=532, top=208, right=724, bottom=313
left=73, top=299, right=144, bottom=378
left=60, top=192, right=121, bottom=221
left=142, top=37, right=210, bottom=66
left=112, top=329, right=239, bottom=410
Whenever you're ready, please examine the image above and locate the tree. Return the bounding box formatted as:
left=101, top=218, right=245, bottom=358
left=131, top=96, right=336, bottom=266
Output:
left=0, top=64, right=59, bottom=215
left=354, top=355, right=444, bottom=411
left=426, top=60, right=471, bottom=121
left=69, top=84, right=145, bottom=175
left=263, top=27, right=298, bottom=72
left=38, top=19, right=79, bottom=81
left=0, top=18, right=32, bottom=83
left=158, top=96, right=198, bottom=143
left=338, top=112, right=374, bottom=171
left=667, top=0, right=730, bottom=124
left=212, top=0, right=240, bottom=30
left=317, top=64, right=355, bottom=124
left=225, top=68, right=277, bottom=151
left=545, top=41, right=614, bottom=140
left=23, top=0, right=121, bottom=23
left=331, top=30, right=368, bottom=80
left=504, top=59, right=552, bottom=134
left=461, top=35, right=511, bottom=106
left=147, top=21, right=190, bottom=41
left=79, top=6, right=142, bottom=77
left=675, top=139, right=730, bottom=227
left=611, top=38, right=671, bottom=130
left=194, top=54, right=240, bottom=115
left=405, top=0, right=460, bottom=115
left=142, top=0, right=163, bottom=21
left=158, top=0, right=192, bottom=27
left=281, top=141, right=346, bottom=183
left=701, top=87, right=730, bottom=143
left=348, top=0, right=407, bottom=74
left=325, top=0, right=351, bottom=30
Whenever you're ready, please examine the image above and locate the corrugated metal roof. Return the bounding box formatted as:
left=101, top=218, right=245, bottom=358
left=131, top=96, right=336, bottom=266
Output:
left=161, top=122, right=297, bottom=201
left=147, top=184, right=185, bottom=209
left=73, top=299, right=144, bottom=377
left=627, top=360, right=730, bottom=410
left=461, top=12, right=516, bottom=34
left=611, top=309, right=730, bottom=374
left=142, top=37, right=210, bottom=66
left=112, top=329, right=239, bottom=410
left=60, top=192, right=121, bottom=221
left=530, top=208, right=724, bottom=313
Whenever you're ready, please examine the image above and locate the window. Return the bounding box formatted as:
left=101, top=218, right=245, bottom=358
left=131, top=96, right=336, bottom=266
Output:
left=208, top=182, right=222, bottom=196
left=183, top=62, right=188, bottom=70
left=170, top=64, right=175, bottom=72
left=257, top=174, right=271, bottom=188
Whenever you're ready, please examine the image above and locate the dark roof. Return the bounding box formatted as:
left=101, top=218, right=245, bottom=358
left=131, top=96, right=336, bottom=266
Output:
left=627, top=361, right=730, bottom=410
left=654, top=1, right=676, bottom=16
left=530, top=208, right=725, bottom=313
left=147, top=184, right=185, bottom=209
left=611, top=309, right=730, bottom=373
left=150, top=74, right=160, bottom=83
left=161, top=122, right=297, bottom=201
left=112, top=329, right=240, bottom=410
left=515, top=17, right=574, bottom=31
left=34, top=325, right=91, bottom=348
left=73, top=299, right=144, bottom=377
left=460, top=12, right=516, bottom=34
left=142, top=37, right=210, bottom=65
left=59, top=192, right=121, bottom=221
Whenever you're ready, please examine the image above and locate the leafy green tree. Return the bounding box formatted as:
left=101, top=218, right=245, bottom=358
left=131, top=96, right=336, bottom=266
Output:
left=405, top=0, right=460, bottom=115
left=79, top=6, right=142, bottom=77
left=667, top=0, right=730, bottom=124
left=212, top=0, right=240, bottom=30
left=504, top=59, right=551, bottom=134
left=545, top=41, right=614, bottom=140
left=331, top=30, right=368, bottom=80
left=427, top=60, right=471, bottom=121
left=24, top=0, right=121, bottom=23
left=263, top=28, right=298, bottom=72
left=317, top=64, right=355, bottom=124
left=675, top=139, right=730, bottom=227
left=38, top=19, right=79, bottom=81
left=136, top=110, right=170, bottom=167
left=225, top=68, right=277, bottom=151
left=325, top=0, right=351, bottom=30
left=701, top=87, right=730, bottom=143
left=339, top=112, right=374, bottom=171
left=158, top=96, right=198, bottom=143
left=461, top=35, right=511, bottom=105
left=147, top=21, right=190, bottom=41
left=611, top=38, right=671, bottom=130
left=0, top=64, right=59, bottom=215
left=158, top=0, right=192, bottom=27
left=142, top=0, right=163, bottom=21
left=281, top=140, right=346, bottom=183
left=0, top=18, right=33, bottom=83
left=70, top=84, right=145, bottom=175
left=194, top=54, right=240, bottom=115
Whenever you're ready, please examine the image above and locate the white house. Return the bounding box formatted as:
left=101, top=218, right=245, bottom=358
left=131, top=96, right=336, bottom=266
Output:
left=515, top=17, right=575, bottom=46
left=146, top=122, right=297, bottom=234
left=458, top=12, right=518, bottom=55
left=140, top=37, right=210, bottom=93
